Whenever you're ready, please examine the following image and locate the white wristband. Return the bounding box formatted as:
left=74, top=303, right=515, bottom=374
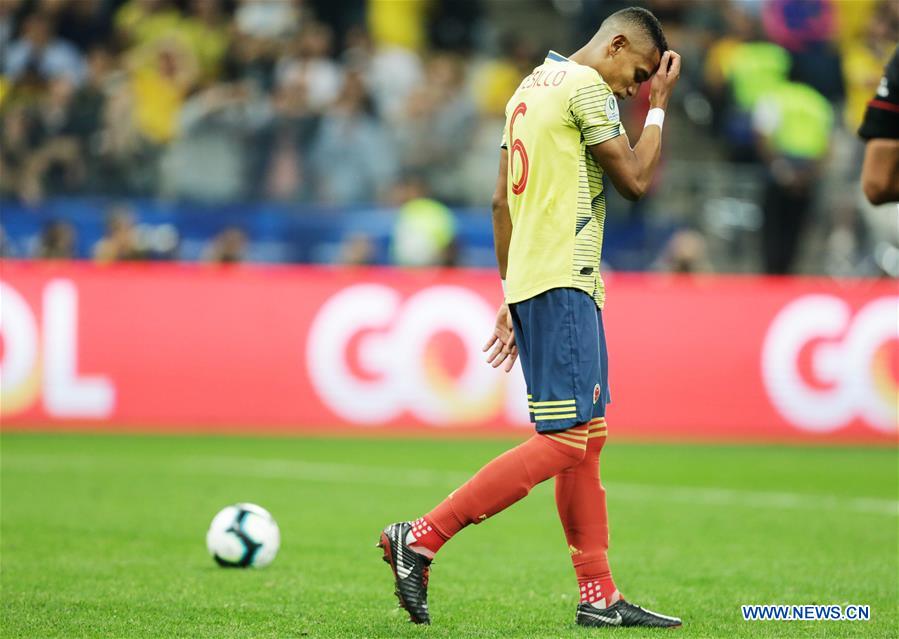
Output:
left=644, top=108, right=665, bottom=131
left=501, top=279, right=507, bottom=295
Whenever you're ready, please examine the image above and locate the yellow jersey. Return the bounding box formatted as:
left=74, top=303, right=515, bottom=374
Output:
left=502, top=51, right=623, bottom=308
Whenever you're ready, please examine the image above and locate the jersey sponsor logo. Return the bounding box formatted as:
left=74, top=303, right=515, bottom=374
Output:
left=761, top=295, right=898, bottom=433
left=606, top=95, right=619, bottom=123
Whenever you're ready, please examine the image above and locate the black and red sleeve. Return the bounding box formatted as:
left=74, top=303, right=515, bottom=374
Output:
left=859, top=45, right=899, bottom=140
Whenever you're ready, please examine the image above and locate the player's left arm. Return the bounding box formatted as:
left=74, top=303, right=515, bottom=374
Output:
left=484, top=147, right=518, bottom=372
left=588, top=51, right=681, bottom=201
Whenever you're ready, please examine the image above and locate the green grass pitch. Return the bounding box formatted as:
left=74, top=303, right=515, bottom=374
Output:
left=1, top=432, right=896, bottom=638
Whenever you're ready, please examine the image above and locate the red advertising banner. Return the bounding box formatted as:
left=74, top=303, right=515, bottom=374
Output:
left=1, top=261, right=896, bottom=444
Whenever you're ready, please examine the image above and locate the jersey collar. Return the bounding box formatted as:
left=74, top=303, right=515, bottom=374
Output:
left=546, top=50, right=569, bottom=62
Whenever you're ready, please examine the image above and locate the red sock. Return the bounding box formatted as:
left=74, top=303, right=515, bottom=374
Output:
left=578, top=577, right=618, bottom=606
left=554, top=418, right=620, bottom=606
left=408, top=426, right=589, bottom=558
left=405, top=517, right=446, bottom=558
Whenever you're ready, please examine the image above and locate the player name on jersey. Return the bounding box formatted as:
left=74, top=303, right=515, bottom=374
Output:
left=519, top=68, right=568, bottom=90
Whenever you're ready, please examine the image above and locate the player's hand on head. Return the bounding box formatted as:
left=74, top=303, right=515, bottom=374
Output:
left=483, top=303, right=518, bottom=372
left=649, top=50, right=681, bottom=109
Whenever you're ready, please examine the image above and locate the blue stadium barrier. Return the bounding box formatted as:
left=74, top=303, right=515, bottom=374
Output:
left=0, top=197, right=671, bottom=268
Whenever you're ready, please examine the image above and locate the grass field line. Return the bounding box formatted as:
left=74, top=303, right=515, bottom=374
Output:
left=5, top=453, right=897, bottom=517
left=187, top=456, right=899, bottom=516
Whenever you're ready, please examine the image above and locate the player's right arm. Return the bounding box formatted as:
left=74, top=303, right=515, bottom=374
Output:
left=589, top=50, right=681, bottom=201
left=491, top=147, right=511, bottom=278
left=484, top=146, right=518, bottom=372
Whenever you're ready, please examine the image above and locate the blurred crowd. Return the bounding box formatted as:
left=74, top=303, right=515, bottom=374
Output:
left=1, top=0, right=896, bottom=274
left=0, top=0, right=500, bottom=206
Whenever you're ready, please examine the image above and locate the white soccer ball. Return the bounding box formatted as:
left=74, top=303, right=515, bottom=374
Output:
left=206, top=503, right=281, bottom=568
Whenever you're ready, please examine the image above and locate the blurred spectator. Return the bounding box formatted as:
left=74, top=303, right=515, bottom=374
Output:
left=0, top=78, right=85, bottom=204
left=427, top=0, right=484, bottom=53
left=304, top=0, right=364, bottom=53
left=183, top=0, right=231, bottom=83
left=227, top=0, right=301, bottom=93
left=69, top=45, right=114, bottom=142
left=471, top=33, right=538, bottom=117
left=367, top=0, right=427, bottom=52
left=161, top=80, right=271, bottom=201
left=0, top=0, right=27, bottom=52
left=393, top=53, right=476, bottom=203
left=834, top=0, right=881, bottom=52
left=704, top=5, right=790, bottom=162
left=762, top=0, right=835, bottom=51
left=260, top=64, right=319, bottom=200
left=655, top=228, right=713, bottom=274
left=338, top=232, right=377, bottom=266
left=390, top=174, right=457, bottom=267
left=762, top=0, right=844, bottom=103
left=343, top=26, right=423, bottom=121
left=275, top=22, right=342, bottom=113
left=4, top=11, right=86, bottom=85
left=25, top=76, right=85, bottom=200
left=753, top=80, right=833, bottom=274
left=114, top=0, right=182, bottom=50
left=0, top=104, right=33, bottom=198
left=93, top=205, right=145, bottom=262
left=568, top=0, right=633, bottom=48
left=234, top=0, right=301, bottom=41
left=308, top=69, right=396, bottom=204
left=35, top=219, right=76, bottom=258
left=392, top=86, right=434, bottom=170
left=91, top=72, right=161, bottom=196
left=126, top=35, right=200, bottom=144
left=460, top=33, right=517, bottom=202
left=204, top=226, right=247, bottom=263
left=41, top=0, right=113, bottom=53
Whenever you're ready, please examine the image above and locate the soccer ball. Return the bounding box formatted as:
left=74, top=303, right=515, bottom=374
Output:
left=206, top=503, right=280, bottom=568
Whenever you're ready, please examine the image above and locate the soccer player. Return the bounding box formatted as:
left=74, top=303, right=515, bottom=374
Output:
left=859, top=45, right=899, bottom=205
left=379, top=7, right=682, bottom=628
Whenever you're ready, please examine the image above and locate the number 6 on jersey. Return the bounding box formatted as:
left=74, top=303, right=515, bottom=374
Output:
left=510, top=102, right=529, bottom=195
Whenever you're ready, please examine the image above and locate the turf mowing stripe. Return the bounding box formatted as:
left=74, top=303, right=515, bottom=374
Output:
left=5, top=454, right=897, bottom=517
left=609, top=484, right=899, bottom=517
